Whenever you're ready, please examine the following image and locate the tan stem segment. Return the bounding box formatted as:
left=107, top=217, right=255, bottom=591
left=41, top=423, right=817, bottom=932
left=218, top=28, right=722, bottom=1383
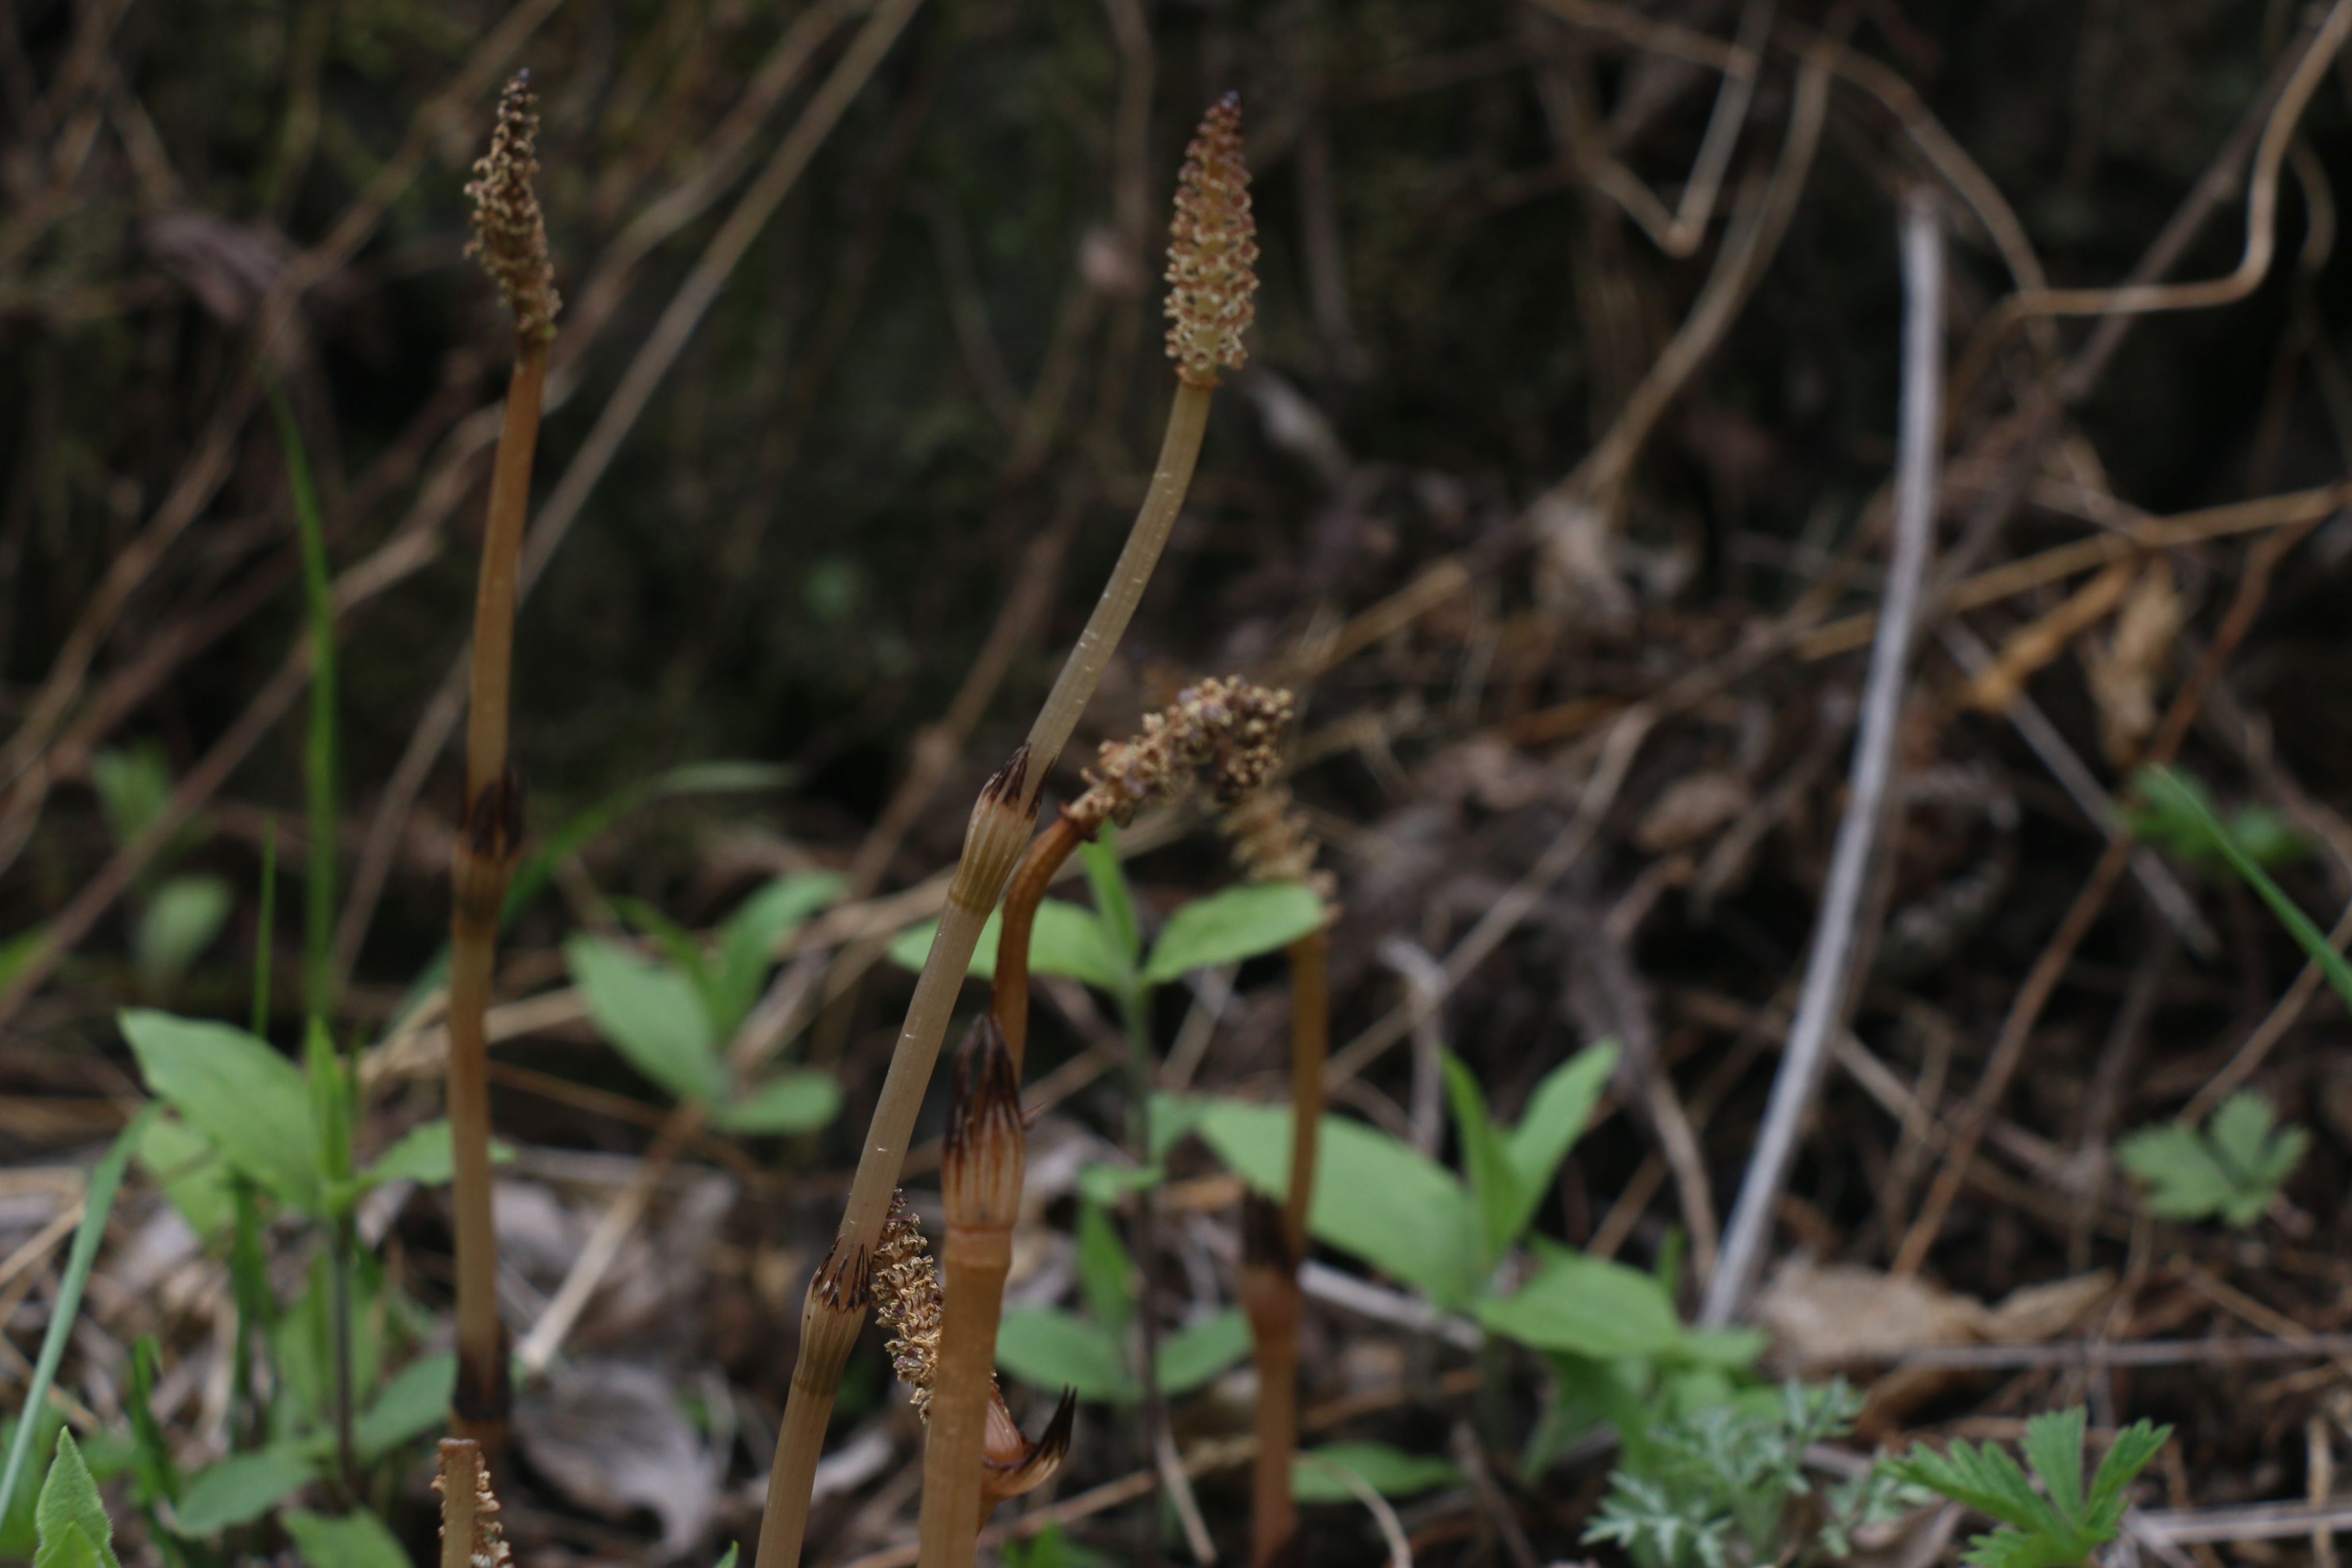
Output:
left=1239, top=1196, right=1301, bottom=1567
left=756, top=379, right=1216, bottom=1568
left=990, top=813, right=1086, bottom=1073
left=447, top=333, right=547, bottom=1450
left=916, top=1023, right=1025, bottom=1568
left=436, top=1439, right=481, bottom=1568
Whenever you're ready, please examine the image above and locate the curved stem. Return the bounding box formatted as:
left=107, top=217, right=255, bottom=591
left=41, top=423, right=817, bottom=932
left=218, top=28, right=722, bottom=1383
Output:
left=990, top=814, right=1086, bottom=1073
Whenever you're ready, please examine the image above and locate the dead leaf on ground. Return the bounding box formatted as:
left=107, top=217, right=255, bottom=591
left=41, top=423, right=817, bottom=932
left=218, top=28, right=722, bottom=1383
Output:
left=516, top=1360, right=716, bottom=1557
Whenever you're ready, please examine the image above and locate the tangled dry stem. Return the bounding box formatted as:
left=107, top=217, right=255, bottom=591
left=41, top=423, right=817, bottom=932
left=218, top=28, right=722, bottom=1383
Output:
left=466, top=71, right=561, bottom=340
left=1165, top=93, right=1258, bottom=387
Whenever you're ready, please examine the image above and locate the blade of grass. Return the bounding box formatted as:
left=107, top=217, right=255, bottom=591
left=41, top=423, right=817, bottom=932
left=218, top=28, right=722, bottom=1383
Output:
left=2139, top=765, right=2352, bottom=1009
left=0, top=1105, right=156, bottom=1522
left=266, top=383, right=338, bottom=1025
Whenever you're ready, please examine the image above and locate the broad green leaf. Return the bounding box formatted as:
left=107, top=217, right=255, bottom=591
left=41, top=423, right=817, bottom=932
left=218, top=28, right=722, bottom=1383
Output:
left=137, top=1114, right=234, bottom=1237
left=359, top=1121, right=513, bottom=1188
left=134, top=876, right=231, bottom=997
left=2115, top=1123, right=2233, bottom=1219
left=1473, top=1247, right=1682, bottom=1359
left=1080, top=827, right=1142, bottom=963
left=1156, top=1308, right=1251, bottom=1395
left=711, top=872, right=845, bottom=1037
left=1441, top=1053, right=1519, bottom=1271
left=1294, top=1442, right=1463, bottom=1503
left=33, top=1434, right=118, bottom=1568
left=710, top=1070, right=842, bottom=1135
left=2118, top=1092, right=2306, bottom=1228
left=121, top=1011, right=317, bottom=1213
left=1140, top=882, right=1324, bottom=986
left=567, top=935, right=724, bottom=1103
left=1171, top=1095, right=1480, bottom=1307
left=996, top=1307, right=1134, bottom=1403
left=1075, top=1202, right=1134, bottom=1335
left=1500, top=1043, right=1618, bottom=1246
left=886, top=903, right=1129, bottom=992
left=2135, top=766, right=2352, bottom=1011
left=171, top=1446, right=314, bottom=1534
left=282, top=1508, right=411, bottom=1568
left=354, top=1353, right=455, bottom=1462
left=1075, top=1162, right=1163, bottom=1207
left=610, top=899, right=716, bottom=1012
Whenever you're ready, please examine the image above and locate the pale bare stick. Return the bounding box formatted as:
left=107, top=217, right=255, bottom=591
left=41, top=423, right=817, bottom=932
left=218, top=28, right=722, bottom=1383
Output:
left=1700, top=188, right=1944, bottom=1328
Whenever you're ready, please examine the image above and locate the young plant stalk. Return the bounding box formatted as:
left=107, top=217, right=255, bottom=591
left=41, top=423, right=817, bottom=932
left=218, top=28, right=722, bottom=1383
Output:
left=434, top=1438, right=511, bottom=1568
left=756, top=95, right=1258, bottom=1568
left=448, top=71, right=560, bottom=1451
left=916, top=1021, right=1027, bottom=1565
left=1224, top=785, right=1332, bottom=1565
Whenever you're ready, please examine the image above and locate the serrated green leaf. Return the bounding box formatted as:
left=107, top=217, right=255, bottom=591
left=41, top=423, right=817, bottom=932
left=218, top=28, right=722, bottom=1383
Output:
left=33, top=1434, right=118, bottom=1568
left=1885, top=1438, right=2059, bottom=1536
left=1295, top=1443, right=1463, bottom=1504
left=2085, top=1419, right=2169, bottom=1526
left=1075, top=1202, right=1133, bottom=1335
left=995, top=1307, right=1134, bottom=1403
left=710, top=1070, right=841, bottom=1135
left=711, top=872, right=844, bottom=1037
left=171, top=1446, right=314, bottom=1534
left=1080, top=827, right=1141, bottom=963
left=1140, top=882, right=1324, bottom=986
left=1502, top=1043, right=1618, bottom=1245
left=2020, top=1407, right=2086, bottom=1523
left=1156, top=1308, right=1251, bottom=1395
left=887, top=901, right=1131, bottom=992
left=1170, top=1094, right=1480, bottom=1307
left=568, top=935, right=724, bottom=1103
left=1442, top=1052, right=1519, bottom=1272
left=121, top=1011, right=318, bottom=1213
left=282, top=1508, right=411, bottom=1568
left=2118, top=1092, right=2306, bottom=1229
left=1473, top=1247, right=1684, bottom=1359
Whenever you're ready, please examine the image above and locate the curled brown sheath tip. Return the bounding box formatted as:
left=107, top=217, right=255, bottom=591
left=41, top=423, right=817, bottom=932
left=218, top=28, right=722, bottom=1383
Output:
left=982, top=1387, right=1078, bottom=1507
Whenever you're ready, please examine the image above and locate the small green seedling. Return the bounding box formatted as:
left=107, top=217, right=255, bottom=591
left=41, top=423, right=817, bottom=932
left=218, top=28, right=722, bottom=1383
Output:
left=1884, top=1407, right=2169, bottom=1568
left=1587, top=1380, right=1914, bottom=1568
left=568, top=870, right=846, bottom=1134
left=994, top=1195, right=1252, bottom=1404
left=32, top=1431, right=121, bottom=1568
left=2117, top=1091, right=2307, bottom=1228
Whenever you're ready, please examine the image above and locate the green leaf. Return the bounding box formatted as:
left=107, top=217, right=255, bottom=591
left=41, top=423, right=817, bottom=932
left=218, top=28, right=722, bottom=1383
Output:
left=171, top=1446, right=314, bottom=1534
left=709, top=1070, right=842, bottom=1135
left=1156, top=1308, right=1251, bottom=1395
left=2020, top=1407, right=2086, bottom=1524
left=359, top=1120, right=513, bottom=1188
left=281, top=1508, right=412, bottom=1568
left=33, top=1434, right=119, bottom=1568
left=1075, top=1162, right=1163, bottom=1207
left=1473, top=1247, right=1684, bottom=1359
left=996, top=1307, right=1134, bottom=1403
left=568, top=935, right=724, bottom=1102
left=1500, top=1043, right=1618, bottom=1246
left=121, top=1010, right=318, bottom=1212
left=134, top=876, right=231, bottom=997
left=137, top=1114, right=235, bottom=1237
left=1075, top=1202, right=1134, bottom=1335
left=711, top=872, right=845, bottom=1037
left=354, top=1353, right=455, bottom=1462
left=1171, top=1094, right=1481, bottom=1307
left=1080, top=826, right=1142, bottom=963
left=1883, top=1438, right=2057, bottom=1535
left=711, top=1547, right=740, bottom=1568
left=2135, top=766, right=2352, bottom=1012
left=887, top=902, right=1130, bottom=991
left=1140, top=882, right=1324, bottom=986
left=1294, top=1443, right=1463, bottom=1504
left=1442, top=1052, right=1520, bottom=1272
left=2118, top=1091, right=2307, bottom=1228
left=2084, top=1420, right=2171, bottom=1525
